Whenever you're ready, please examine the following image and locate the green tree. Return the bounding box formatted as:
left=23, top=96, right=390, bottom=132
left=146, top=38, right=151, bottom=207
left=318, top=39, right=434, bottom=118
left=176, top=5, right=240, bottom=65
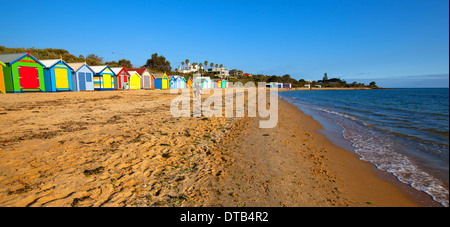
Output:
left=87, top=54, right=103, bottom=63
left=105, top=59, right=133, bottom=68
left=145, top=53, right=172, bottom=72
left=369, top=81, right=378, bottom=88
left=323, top=73, right=328, bottom=82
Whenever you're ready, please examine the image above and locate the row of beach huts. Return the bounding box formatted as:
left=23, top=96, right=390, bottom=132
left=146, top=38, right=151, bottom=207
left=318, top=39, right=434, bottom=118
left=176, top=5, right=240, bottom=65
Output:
left=0, top=52, right=230, bottom=93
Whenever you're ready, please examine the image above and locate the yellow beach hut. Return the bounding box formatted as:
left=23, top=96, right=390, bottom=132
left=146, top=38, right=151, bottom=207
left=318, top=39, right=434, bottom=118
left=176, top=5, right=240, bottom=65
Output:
left=128, top=71, right=141, bottom=90
left=0, top=61, right=5, bottom=93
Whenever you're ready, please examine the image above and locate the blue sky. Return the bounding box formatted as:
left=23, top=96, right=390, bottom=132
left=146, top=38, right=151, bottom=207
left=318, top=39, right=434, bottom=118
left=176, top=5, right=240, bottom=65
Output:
left=1, top=0, right=448, bottom=87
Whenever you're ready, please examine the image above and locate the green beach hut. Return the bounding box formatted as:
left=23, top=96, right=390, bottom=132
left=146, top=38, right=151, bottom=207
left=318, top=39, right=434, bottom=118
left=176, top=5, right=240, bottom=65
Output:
left=0, top=52, right=46, bottom=93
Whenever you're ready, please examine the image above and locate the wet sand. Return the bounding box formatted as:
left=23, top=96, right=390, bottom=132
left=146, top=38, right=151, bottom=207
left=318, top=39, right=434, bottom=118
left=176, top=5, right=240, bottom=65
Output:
left=0, top=89, right=423, bottom=206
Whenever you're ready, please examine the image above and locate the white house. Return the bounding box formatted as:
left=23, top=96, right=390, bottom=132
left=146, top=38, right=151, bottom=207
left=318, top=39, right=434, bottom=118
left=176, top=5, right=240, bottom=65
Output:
left=177, top=63, right=203, bottom=73
left=208, top=67, right=229, bottom=78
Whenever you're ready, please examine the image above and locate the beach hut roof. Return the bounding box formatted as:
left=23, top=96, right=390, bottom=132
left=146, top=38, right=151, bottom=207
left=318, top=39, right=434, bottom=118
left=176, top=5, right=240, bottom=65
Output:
left=154, top=73, right=167, bottom=79
left=111, top=67, right=131, bottom=76
left=0, top=60, right=5, bottom=67
left=0, top=52, right=27, bottom=64
left=127, top=68, right=148, bottom=75
left=0, top=52, right=44, bottom=66
left=90, top=65, right=114, bottom=74
left=90, top=65, right=107, bottom=73
left=128, top=71, right=141, bottom=77
left=40, top=59, right=74, bottom=72
left=67, top=63, right=95, bottom=73
left=110, top=67, right=123, bottom=75
left=39, top=59, right=61, bottom=68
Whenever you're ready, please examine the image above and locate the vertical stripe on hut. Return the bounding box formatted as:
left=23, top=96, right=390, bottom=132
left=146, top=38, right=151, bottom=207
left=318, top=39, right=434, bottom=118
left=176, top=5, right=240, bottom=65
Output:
left=91, top=66, right=116, bottom=91
left=111, top=67, right=131, bottom=90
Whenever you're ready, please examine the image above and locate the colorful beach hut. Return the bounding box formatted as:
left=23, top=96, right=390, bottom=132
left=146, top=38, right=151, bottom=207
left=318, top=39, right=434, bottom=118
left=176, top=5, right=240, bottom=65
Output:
left=128, top=68, right=154, bottom=90
left=0, top=61, right=5, bottom=93
left=169, top=76, right=177, bottom=89
left=40, top=59, right=74, bottom=92
left=90, top=66, right=116, bottom=91
left=185, top=77, right=192, bottom=89
left=178, top=76, right=186, bottom=89
left=0, top=52, right=46, bottom=93
left=221, top=79, right=228, bottom=88
left=111, top=67, right=131, bottom=90
left=128, top=71, right=141, bottom=90
left=193, top=77, right=211, bottom=89
left=213, top=79, right=222, bottom=89
left=154, top=73, right=169, bottom=90
left=266, top=83, right=274, bottom=88
left=68, top=63, right=95, bottom=91
left=170, top=75, right=186, bottom=89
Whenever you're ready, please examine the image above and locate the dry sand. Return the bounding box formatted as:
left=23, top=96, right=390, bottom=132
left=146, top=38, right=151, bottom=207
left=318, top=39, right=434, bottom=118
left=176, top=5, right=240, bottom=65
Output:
left=0, top=89, right=424, bottom=206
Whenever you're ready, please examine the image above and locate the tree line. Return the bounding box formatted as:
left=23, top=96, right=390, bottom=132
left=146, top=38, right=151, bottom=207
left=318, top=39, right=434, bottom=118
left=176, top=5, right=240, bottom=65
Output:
left=1, top=46, right=377, bottom=88
left=229, top=73, right=378, bottom=88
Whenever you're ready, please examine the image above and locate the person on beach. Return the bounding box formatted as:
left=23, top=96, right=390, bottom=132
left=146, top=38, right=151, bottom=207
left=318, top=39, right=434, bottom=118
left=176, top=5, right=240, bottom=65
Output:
left=193, top=83, right=198, bottom=98
left=197, top=83, right=202, bottom=96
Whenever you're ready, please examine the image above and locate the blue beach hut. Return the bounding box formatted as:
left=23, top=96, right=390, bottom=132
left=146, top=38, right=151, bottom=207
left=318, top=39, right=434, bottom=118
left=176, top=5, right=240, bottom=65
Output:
left=68, top=63, right=95, bottom=91
left=40, top=59, right=75, bottom=92
left=169, top=76, right=177, bottom=89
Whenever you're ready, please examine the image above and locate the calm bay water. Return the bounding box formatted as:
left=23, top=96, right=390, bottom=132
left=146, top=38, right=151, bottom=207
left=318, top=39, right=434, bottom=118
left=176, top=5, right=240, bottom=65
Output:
left=279, top=88, right=449, bottom=207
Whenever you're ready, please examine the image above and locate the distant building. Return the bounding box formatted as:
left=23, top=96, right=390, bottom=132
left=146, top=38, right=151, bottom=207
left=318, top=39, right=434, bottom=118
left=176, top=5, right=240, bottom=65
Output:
left=229, top=69, right=243, bottom=78
left=208, top=67, right=229, bottom=78
left=177, top=63, right=203, bottom=74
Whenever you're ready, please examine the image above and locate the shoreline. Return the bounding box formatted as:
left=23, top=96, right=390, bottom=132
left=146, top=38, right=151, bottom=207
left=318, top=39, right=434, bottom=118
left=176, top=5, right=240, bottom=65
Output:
left=279, top=98, right=441, bottom=206
left=207, top=94, right=424, bottom=207
left=277, top=90, right=443, bottom=207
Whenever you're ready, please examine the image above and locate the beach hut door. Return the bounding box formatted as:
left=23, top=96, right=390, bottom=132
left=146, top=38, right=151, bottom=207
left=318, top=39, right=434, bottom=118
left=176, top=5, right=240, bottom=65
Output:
left=144, top=76, right=150, bottom=88
left=78, top=72, right=86, bottom=91
left=18, top=66, right=40, bottom=89
left=55, top=68, right=69, bottom=89
left=103, top=74, right=112, bottom=88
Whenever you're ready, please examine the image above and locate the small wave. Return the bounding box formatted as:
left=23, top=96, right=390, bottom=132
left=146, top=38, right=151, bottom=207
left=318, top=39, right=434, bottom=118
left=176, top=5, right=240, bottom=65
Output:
left=343, top=126, right=449, bottom=207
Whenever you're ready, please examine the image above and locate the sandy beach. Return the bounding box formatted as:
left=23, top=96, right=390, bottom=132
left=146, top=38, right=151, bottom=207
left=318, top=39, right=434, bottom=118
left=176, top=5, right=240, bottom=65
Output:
left=0, top=89, right=429, bottom=207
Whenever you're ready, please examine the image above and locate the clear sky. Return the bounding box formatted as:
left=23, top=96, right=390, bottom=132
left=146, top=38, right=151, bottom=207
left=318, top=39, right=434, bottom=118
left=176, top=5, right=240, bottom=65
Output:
left=1, top=0, right=448, bottom=87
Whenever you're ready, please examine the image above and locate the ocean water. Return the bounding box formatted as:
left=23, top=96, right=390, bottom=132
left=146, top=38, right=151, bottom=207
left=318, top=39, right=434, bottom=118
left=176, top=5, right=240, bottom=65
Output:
left=279, top=88, right=449, bottom=207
